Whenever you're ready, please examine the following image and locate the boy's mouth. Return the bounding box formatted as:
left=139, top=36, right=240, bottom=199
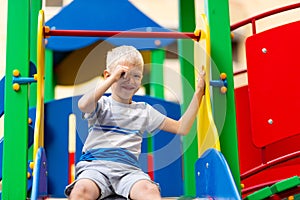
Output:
left=121, top=85, right=136, bottom=91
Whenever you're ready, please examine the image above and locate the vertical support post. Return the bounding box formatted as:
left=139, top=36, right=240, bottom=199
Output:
left=29, top=0, right=42, bottom=107
left=178, top=0, right=197, bottom=196
left=45, top=49, right=55, bottom=101
left=150, top=49, right=165, bottom=98
left=204, top=0, right=241, bottom=191
left=148, top=49, right=165, bottom=178
left=3, top=0, right=30, bottom=199
left=28, top=0, right=43, bottom=164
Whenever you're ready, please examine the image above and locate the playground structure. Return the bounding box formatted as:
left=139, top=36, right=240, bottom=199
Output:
left=1, top=0, right=300, bottom=199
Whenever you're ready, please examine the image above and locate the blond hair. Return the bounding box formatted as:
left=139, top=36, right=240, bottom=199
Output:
left=106, top=45, right=144, bottom=71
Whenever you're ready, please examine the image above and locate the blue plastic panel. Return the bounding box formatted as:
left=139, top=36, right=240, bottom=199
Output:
left=133, top=95, right=183, bottom=197
left=43, top=97, right=73, bottom=197
left=195, top=148, right=241, bottom=199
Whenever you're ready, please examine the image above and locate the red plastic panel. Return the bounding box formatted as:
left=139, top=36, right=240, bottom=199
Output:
left=235, top=86, right=262, bottom=173
left=246, top=20, right=300, bottom=147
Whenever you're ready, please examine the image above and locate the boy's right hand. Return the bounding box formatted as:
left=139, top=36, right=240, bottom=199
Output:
left=110, top=65, right=129, bottom=81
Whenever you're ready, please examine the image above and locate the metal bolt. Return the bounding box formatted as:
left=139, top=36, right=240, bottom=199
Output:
left=197, top=171, right=200, bottom=176
left=262, top=48, right=267, bottom=54
left=206, top=162, right=209, bottom=168
left=268, top=119, right=273, bottom=125
left=154, top=39, right=161, bottom=46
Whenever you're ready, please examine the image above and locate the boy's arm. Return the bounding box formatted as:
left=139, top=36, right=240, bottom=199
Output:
left=78, top=65, right=128, bottom=113
left=159, top=71, right=205, bottom=135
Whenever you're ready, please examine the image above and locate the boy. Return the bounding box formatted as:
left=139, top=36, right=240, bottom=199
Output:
left=65, top=45, right=205, bottom=200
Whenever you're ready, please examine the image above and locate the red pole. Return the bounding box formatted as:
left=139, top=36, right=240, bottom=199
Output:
left=45, top=29, right=200, bottom=40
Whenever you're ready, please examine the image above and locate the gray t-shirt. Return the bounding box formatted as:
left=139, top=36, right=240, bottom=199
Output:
left=80, top=95, right=166, bottom=167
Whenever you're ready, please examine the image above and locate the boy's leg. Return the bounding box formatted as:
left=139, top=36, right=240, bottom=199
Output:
left=129, top=179, right=162, bottom=200
left=69, top=179, right=100, bottom=200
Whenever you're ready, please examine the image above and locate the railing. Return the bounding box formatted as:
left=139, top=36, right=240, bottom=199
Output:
left=241, top=151, right=300, bottom=180
left=231, top=2, right=300, bottom=76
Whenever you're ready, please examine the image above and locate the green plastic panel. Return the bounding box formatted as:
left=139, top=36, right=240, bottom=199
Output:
left=245, top=187, right=273, bottom=200
left=271, top=176, right=300, bottom=194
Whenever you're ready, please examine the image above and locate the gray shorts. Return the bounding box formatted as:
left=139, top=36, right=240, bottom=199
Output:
left=65, top=160, right=156, bottom=199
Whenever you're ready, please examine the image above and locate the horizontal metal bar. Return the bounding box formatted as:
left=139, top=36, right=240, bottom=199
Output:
left=45, top=29, right=200, bottom=40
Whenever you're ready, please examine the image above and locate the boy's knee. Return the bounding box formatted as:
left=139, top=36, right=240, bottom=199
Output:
left=69, top=179, right=100, bottom=199
left=130, top=180, right=161, bottom=200
left=145, top=182, right=160, bottom=193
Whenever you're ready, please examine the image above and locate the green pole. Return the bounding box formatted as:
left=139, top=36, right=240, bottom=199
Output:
left=3, top=0, right=30, bottom=199
left=45, top=49, right=55, bottom=101
left=148, top=49, right=165, bottom=170
left=29, top=0, right=42, bottom=107
left=150, top=49, right=165, bottom=98
left=178, top=0, right=197, bottom=196
left=204, top=0, right=241, bottom=191
left=28, top=0, right=42, bottom=163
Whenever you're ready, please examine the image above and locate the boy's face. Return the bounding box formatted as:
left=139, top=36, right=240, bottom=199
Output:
left=111, top=63, right=143, bottom=103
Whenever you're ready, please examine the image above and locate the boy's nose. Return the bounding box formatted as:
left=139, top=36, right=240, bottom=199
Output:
left=123, top=75, right=133, bottom=83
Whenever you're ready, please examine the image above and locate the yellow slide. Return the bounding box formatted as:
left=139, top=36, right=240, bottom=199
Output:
left=194, top=14, right=220, bottom=157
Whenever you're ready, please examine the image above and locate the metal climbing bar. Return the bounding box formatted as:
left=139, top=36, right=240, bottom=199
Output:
left=45, top=29, right=201, bottom=40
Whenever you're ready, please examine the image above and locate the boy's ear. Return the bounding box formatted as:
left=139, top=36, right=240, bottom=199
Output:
left=103, top=70, right=110, bottom=79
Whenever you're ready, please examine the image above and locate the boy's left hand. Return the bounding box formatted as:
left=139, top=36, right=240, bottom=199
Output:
left=196, top=67, right=206, bottom=95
